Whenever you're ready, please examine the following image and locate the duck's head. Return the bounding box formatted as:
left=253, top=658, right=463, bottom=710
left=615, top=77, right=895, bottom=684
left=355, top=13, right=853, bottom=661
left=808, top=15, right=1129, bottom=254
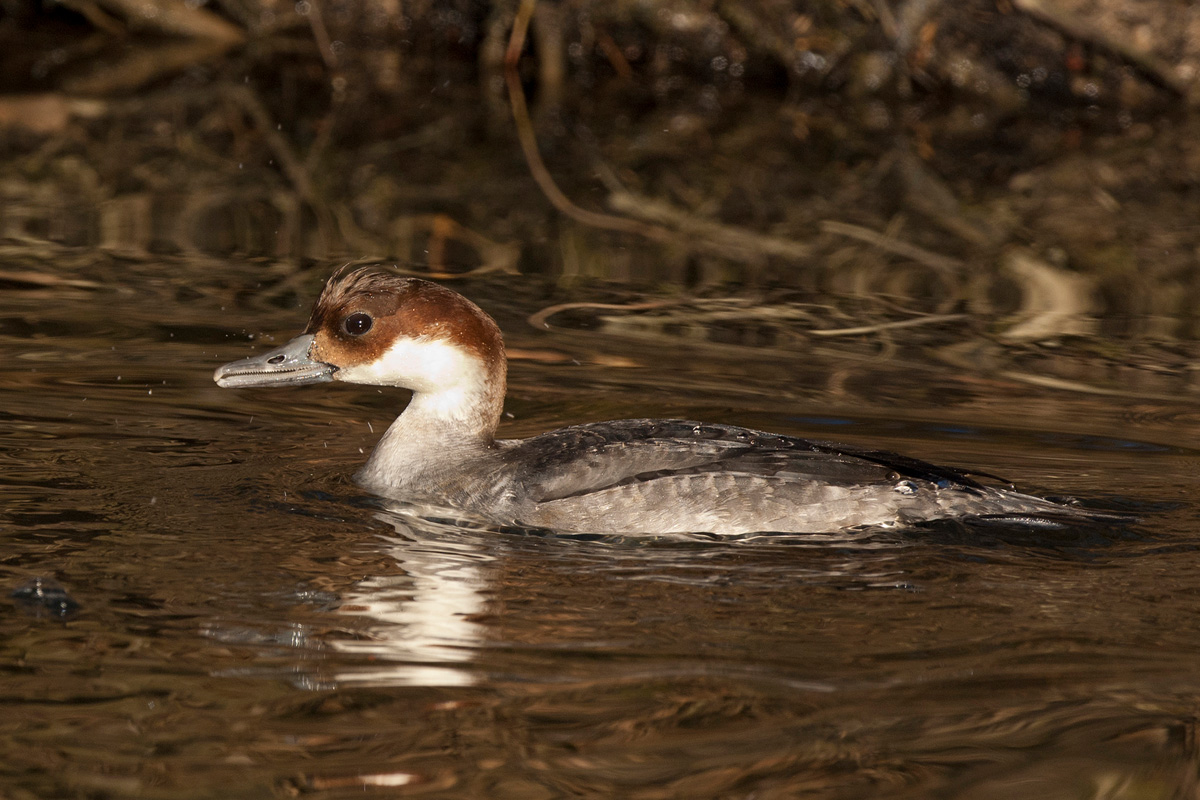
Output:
left=214, top=267, right=507, bottom=433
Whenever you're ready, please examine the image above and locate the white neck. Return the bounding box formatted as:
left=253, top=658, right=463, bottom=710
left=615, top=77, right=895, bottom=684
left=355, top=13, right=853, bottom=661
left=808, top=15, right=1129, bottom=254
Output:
left=337, top=336, right=501, bottom=435
left=340, top=336, right=505, bottom=495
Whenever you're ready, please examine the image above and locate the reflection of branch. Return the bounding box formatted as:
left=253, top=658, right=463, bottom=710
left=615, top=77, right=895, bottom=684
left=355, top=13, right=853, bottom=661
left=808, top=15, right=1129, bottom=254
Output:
left=91, top=0, right=243, bottom=41
left=64, top=37, right=237, bottom=94
left=809, top=313, right=966, bottom=337
left=820, top=220, right=963, bottom=272
left=0, top=269, right=102, bottom=290
left=221, top=86, right=314, bottom=204
left=56, top=0, right=123, bottom=35
left=221, top=85, right=338, bottom=252
left=997, top=371, right=1181, bottom=401
left=409, top=214, right=520, bottom=278
left=528, top=299, right=684, bottom=331
left=306, top=0, right=337, bottom=69
left=504, top=0, right=675, bottom=242
left=505, top=0, right=823, bottom=268
left=608, top=191, right=813, bottom=261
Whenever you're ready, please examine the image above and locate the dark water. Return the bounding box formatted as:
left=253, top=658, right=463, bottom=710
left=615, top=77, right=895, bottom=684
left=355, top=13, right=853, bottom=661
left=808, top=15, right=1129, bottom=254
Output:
left=3, top=264, right=1200, bottom=799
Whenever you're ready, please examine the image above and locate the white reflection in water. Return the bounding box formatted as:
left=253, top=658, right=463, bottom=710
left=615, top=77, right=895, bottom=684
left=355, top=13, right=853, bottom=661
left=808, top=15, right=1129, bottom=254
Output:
left=329, top=507, right=495, bottom=687
left=321, top=503, right=914, bottom=688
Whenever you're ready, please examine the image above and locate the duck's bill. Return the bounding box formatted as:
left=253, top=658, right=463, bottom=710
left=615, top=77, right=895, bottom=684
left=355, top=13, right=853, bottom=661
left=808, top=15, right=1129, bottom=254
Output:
left=214, top=334, right=336, bottom=388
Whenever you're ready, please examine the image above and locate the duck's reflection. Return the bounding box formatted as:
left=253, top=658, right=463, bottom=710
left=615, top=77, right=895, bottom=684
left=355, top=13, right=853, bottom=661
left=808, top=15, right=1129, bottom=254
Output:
left=329, top=506, right=497, bottom=687
left=319, top=504, right=909, bottom=689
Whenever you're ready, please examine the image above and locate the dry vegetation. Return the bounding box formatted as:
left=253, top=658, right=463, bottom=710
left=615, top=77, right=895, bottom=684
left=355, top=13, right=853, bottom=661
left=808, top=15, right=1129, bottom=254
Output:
left=2, top=0, right=1200, bottom=394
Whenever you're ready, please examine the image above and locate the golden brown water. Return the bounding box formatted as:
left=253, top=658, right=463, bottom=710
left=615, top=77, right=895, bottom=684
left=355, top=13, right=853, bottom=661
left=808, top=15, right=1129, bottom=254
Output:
left=2, top=262, right=1198, bottom=799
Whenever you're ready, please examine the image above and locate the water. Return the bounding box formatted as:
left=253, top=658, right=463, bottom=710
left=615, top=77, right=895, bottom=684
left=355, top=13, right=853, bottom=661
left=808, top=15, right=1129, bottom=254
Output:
left=3, top=263, right=1200, bottom=799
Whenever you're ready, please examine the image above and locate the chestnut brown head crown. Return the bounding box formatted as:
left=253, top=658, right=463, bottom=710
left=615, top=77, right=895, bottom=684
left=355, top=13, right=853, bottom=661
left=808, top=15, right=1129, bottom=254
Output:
left=304, top=266, right=505, bottom=376
left=292, top=266, right=508, bottom=440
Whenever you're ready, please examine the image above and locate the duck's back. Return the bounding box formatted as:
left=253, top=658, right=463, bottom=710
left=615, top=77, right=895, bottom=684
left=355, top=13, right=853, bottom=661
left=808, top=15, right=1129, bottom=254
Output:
left=497, top=419, right=1074, bottom=535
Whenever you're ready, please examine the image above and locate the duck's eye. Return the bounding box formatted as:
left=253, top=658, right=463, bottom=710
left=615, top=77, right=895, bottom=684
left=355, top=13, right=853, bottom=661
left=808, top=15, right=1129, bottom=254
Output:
left=343, top=312, right=373, bottom=336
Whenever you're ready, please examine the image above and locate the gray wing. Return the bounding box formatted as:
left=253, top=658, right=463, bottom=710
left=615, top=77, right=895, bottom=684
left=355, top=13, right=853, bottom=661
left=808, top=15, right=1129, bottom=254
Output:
left=500, top=420, right=1079, bottom=534
left=506, top=419, right=987, bottom=503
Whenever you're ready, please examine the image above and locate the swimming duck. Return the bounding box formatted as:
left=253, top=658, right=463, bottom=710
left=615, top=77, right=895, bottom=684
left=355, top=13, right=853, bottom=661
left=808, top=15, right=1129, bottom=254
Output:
left=215, top=266, right=1083, bottom=534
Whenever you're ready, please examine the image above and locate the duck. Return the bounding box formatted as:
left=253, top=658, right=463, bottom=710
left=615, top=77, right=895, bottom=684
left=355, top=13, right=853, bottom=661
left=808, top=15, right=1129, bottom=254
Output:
left=214, top=265, right=1088, bottom=535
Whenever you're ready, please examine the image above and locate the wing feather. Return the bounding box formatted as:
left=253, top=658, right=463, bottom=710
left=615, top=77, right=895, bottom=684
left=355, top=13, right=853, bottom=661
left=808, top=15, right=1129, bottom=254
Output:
left=504, top=419, right=986, bottom=504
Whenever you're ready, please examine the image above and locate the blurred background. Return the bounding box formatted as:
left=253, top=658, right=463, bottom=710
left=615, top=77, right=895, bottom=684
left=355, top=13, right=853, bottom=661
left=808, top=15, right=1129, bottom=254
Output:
left=7, top=3, right=1200, bottom=798
left=3, top=0, right=1200, bottom=363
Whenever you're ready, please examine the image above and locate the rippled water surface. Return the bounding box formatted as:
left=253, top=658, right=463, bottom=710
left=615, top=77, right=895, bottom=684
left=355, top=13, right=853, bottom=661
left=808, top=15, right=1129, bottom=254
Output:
left=4, top=264, right=1200, bottom=799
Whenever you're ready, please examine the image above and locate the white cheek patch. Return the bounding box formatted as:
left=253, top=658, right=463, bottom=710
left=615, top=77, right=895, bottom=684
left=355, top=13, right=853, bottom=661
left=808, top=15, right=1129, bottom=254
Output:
left=337, top=335, right=484, bottom=394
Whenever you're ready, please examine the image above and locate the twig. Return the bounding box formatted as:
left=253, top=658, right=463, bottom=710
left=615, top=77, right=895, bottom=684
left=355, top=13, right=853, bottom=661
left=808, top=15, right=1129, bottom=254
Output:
left=528, top=299, right=686, bottom=331
left=530, top=2, right=565, bottom=115
left=0, top=269, right=102, bottom=290
left=221, top=85, right=339, bottom=254
left=596, top=33, right=634, bottom=79
left=1012, top=0, right=1189, bottom=98
left=505, top=0, right=676, bottom=242
left=305, top=0, right=337, bottom=69
left=420, top=214, right=521, bottom=278
left=714, top=0, right=797, bottom=73
left=894, top=0, right=945, bottom=54
left=64, top=38, right=237, bottom=94
left=56, top=0, right=124, bottom=35
left=608, top=191, right=813, bottom=261
left=893, top=149, right=997, bottom=246
left=92, top=0, right=243, bottom=41
left=820, top=220, right=964, bottom=272
left=871, top=0, right=898, bottom=43
left=222, top=85, right=314, bottom=203
left=808, top=313, right=966, bottom=337
left=507, top=0, right=821, bottom=266
left=998, top=371, right=1185, bottom=401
